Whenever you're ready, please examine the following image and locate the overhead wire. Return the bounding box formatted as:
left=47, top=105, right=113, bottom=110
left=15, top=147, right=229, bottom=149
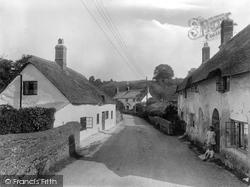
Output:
left=96, top=0, right=146, bottom=77
left=96, top=0, right=146, bottom=78
left=79, top=0, right=142, bottom=79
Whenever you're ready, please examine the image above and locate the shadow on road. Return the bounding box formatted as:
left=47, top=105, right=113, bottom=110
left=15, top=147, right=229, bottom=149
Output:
left=62, top=115, right=246, bottom=187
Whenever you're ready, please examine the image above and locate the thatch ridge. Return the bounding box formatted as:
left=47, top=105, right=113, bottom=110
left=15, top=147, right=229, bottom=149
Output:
left=113, top=89, right=146, bottom=100
left=27, top=56, right=115, bottom=105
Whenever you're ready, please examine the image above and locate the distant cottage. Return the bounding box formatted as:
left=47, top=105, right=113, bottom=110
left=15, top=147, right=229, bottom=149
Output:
left=113, top=83, right=152, bottom=110
left=176, top=19, right=250, bottom=174
left=0, top=39, right=116, bottom=140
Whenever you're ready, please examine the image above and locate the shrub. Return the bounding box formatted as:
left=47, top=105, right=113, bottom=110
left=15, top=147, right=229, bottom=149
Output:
left=0, top=105, right=56, bottom=135
left=116, top=100, right=125, bottom=111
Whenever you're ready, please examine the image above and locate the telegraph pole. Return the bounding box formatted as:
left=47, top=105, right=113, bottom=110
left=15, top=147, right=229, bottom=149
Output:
left=146, top=77, right=148, bottom=107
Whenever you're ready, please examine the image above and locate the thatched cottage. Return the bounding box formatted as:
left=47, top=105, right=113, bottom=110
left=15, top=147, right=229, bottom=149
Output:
left=113, top=83, right=152, bottom=110
left=0, top=39, right=116, bottom=140
left=176, top=19, right=250, bottom=174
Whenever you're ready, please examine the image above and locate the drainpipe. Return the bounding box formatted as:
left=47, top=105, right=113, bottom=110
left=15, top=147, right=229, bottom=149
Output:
left=18, top=74, right=22, bottom=108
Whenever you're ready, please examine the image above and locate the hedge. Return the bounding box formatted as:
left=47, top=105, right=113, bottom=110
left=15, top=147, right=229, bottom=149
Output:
left=0, top=105, right=56, bottom=135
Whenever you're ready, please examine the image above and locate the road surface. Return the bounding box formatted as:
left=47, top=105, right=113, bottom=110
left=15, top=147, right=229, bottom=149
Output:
left=58, top=115, right=246, bottom=187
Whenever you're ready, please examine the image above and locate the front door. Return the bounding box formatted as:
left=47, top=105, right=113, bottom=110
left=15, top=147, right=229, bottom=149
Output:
left=102, top=112, right=105, bottom=130
left=212, top=109, right=220, bottom=153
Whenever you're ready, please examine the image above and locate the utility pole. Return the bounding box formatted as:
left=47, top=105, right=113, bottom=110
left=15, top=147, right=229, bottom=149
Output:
left=146, top=77, right=148, bottom=107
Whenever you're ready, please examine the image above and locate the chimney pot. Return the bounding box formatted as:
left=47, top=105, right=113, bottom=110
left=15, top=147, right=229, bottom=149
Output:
left=202, top=42, right=210, bottom=64
left=55, top=38, right=67, bottom=71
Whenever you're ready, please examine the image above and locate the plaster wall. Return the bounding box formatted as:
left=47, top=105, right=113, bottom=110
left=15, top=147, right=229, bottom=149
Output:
left=55, top=104, right=116, bottom=140
left=178, top=72, right=250, bottom=173
left=0, top=64, right=69, bottom=110
left=141, top=92, right=152, bottom=102
left=117, top=98, right=137, bottom=110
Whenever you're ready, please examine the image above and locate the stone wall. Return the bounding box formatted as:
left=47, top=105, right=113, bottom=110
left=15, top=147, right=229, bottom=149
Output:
left=0, top=122, right=80, bottom=176
left=148, top=116, right=174, bottom=135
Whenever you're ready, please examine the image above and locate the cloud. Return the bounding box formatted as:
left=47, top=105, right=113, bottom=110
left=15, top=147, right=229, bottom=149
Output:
left=0, top=0, right=249, bottom=81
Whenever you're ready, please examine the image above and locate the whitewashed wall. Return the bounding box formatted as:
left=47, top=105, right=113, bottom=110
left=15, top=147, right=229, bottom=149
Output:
left=177, top=72, right=250, bottom=171
left=0, top=64, right=69, bottom=110
left=55, top=104, right=116, bottom=140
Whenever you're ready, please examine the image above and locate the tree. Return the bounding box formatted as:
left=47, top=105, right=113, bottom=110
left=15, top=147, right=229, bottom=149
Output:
left=0, top=55, right=31, bottom=90
left=116, top=100, right=124, bottom=111
left=89, top=76, right=95, bottom=83
left=0, top=58, right=15, bottom=89
left=94, top=78, right=103, bottom=86
left=153, top=64, right=174, bottom=82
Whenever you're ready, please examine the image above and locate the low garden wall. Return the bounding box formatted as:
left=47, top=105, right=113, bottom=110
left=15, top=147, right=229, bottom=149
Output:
left=0, top=122, right=80, bottom=176
left=148, top=115, right=174, bottom=135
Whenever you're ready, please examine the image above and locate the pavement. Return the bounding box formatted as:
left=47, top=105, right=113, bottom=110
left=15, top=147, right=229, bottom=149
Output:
left=55, top=115, right=247, bottom=187
left=77, top=120, right=125, bottom=157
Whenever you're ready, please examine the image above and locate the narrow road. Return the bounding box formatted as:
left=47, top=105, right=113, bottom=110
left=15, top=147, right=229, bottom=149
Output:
left=58, top=115, right=246, bottom=187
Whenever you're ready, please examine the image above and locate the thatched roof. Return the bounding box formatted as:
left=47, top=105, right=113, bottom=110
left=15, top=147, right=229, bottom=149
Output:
left=177, top=24, right=250, bottom=92
left=23, top=56, right=115, bottom=105
left=113, top=89, right=146, bottom=100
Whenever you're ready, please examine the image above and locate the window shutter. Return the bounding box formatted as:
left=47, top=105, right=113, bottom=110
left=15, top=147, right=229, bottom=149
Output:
left=226, top=76, right=230, bottom=91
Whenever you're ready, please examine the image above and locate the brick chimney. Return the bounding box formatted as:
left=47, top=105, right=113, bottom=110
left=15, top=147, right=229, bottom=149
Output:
left=220, top=18, right=234, bottom=49
left=55, top=38, right=67, bottom=70
left=202, top=42, right=210, bottom=63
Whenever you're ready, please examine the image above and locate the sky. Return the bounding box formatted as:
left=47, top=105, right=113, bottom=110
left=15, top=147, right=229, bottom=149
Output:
left=0, top=0, right=250, bottom=81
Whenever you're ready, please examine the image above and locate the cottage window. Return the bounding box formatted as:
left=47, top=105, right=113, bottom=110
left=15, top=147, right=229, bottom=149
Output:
left=226, top=120, right=248, bottom=151
left=125, top=99, right=128, bottom=102
left=111, top=111, right=113, bottom=119
left=106, top=111, right=109, bottom=119
left=216, top=76, right=230, bottom=92
left=97, top=114, right=100, bottom=124
left=183, top=90, right=187, bottom=98
left=23, top=81, right=38, bottom=95
left=80, top=117, right=93, bottom=130
left=191, top=84, right=199, bottom=93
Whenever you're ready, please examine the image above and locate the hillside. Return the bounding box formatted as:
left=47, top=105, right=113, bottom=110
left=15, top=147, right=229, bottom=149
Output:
left=100, top=78, right=183, bottom=102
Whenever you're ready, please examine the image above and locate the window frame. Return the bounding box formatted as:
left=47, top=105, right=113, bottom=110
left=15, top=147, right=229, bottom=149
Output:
left=191, top=84, right=199, bottom=93
left=80, top=117, right=93, bottom=131
left=183, top=90, right=187, bottom=98
left=216, top=76, right=230, bottom=93
left=226, top=120, right=248, bottom=151
left=106, top=111, right=109, bottom=119
left=23, top=81, right=38, bottom=95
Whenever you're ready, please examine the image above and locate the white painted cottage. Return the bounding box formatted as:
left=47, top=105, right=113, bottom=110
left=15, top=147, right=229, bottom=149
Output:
left=176, top=19, right=250, bottom=174
left=0, top=39, right=116, bottom=140
left=113, top=83, right=152, bottom=110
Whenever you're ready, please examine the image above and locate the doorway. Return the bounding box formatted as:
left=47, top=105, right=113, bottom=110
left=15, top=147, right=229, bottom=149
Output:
left=102, top=111, right=105, bottom=130
left=212, top=109, right=220, bottom=153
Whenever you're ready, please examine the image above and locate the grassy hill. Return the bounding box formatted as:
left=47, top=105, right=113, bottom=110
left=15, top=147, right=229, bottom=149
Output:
left=100, top=78, right=183, bottom=102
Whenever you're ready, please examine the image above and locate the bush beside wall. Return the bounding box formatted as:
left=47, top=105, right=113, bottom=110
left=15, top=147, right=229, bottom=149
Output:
left=0, top=106, right=56, bottom=135
left=0, top=122, right=80, bottom=176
